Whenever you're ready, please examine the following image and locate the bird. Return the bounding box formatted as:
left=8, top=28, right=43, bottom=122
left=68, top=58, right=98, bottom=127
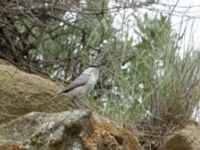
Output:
left=48, top=64, right=103, bottom=108
left=60, top=64, right=102, bottom=99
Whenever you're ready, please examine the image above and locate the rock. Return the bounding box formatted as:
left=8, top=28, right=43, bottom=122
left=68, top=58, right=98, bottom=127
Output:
left=163, top=121, right=200, bottom=150
left=0, top=59, right=84, bottom=123
left=84, top=112, right=140, bottom=150
left=0, top=110, right=141, bottom=150
left=0, top=59, right=141, bottom=149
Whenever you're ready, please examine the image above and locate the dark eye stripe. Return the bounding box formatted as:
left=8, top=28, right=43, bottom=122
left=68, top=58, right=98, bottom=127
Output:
left=87, top=64, right=99, bottom=68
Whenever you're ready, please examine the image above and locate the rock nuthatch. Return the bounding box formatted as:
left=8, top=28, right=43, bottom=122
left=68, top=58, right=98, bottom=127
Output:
left=60, top=64, right=103, bottom=99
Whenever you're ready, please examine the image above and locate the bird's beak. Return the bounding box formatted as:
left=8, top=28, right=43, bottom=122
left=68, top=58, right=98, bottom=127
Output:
left=98, top=61, right=107, bottom=67
left=98, top=64, right=104, bottom=68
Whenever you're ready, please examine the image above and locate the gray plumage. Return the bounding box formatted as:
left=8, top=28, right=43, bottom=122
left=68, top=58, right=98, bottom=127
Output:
left=62, top=74, right=90, bottom=94
left=51, top=65, right=101, bottom=101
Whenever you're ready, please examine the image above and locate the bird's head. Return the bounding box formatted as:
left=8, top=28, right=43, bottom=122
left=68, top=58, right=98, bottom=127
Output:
left=82, top=64, right=104, bottom=75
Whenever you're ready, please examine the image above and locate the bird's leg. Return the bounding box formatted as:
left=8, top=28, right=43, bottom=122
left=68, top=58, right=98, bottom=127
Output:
left=72, top=97, right=90, bottom=110
left=79, top=99, right=91, bottom=110
left=71, top=97, right=79, bottom=109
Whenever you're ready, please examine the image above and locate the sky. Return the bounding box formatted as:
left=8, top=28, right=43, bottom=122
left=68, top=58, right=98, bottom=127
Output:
left=111, top=0, right=200, bottom=54
left=149, top=0, right=200, bottom=51
left=158, top=0, right=200, bottom=51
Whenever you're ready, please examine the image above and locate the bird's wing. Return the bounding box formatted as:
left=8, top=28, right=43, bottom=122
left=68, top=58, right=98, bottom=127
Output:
left=61, top=75, right=90, bottom=93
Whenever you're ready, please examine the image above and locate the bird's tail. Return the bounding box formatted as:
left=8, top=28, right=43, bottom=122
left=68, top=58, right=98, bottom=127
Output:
left=40, top=93, right=61, bottom=105
left=50, top=92, right=64, bottom=101
left=49, top=94, right=59, bottom=101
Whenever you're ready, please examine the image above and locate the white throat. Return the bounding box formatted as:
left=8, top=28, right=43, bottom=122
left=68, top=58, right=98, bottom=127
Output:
left=82, top=67, right=99, bottom=82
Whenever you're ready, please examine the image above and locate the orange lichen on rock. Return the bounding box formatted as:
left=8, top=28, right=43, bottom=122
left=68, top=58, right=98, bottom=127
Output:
left=82, top=113, right=141, bottom=150
left=0, top=142, right=19, bottom=150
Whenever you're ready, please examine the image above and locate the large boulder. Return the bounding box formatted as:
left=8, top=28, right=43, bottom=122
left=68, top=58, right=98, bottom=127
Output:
left=0, top=110, right=141, bottom=150
left=0, top=59, right=84, bottom=123
left=163, top=121, right=200, bottom=150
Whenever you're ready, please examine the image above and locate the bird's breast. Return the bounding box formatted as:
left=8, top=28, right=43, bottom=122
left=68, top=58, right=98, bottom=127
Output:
left=87, top=76, right=97, bottom=87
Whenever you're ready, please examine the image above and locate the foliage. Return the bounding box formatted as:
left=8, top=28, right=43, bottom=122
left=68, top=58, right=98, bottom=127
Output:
left=132, top=14, right=200, bottom=149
